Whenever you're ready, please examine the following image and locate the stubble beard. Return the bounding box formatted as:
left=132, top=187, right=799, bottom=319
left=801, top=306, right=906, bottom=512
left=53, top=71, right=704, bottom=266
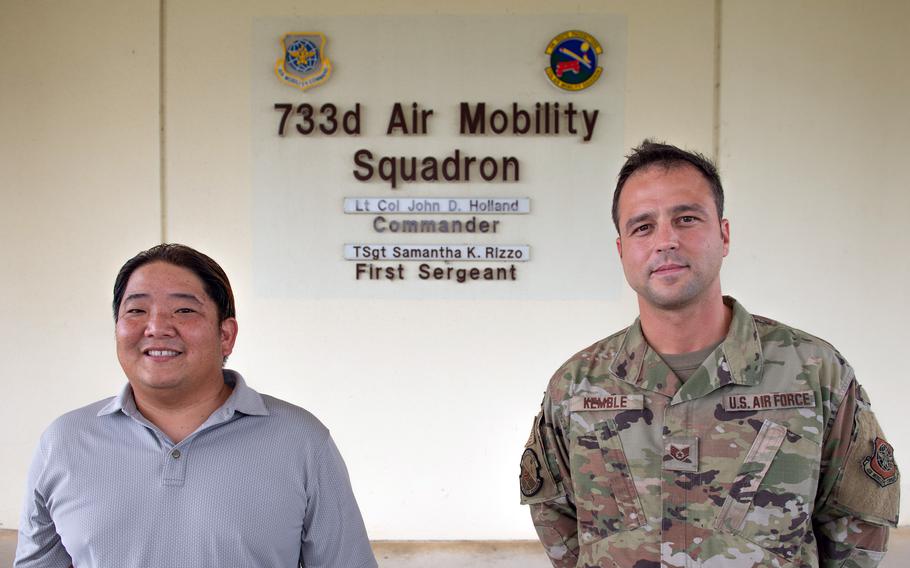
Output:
left=638, top=275, right=705, bottom=311
left=635, top=255, right=723, bottom=312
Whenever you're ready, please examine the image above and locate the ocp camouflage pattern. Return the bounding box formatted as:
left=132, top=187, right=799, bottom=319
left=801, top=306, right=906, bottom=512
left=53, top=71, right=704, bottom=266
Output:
left=521, top=297, right=898, bottom=567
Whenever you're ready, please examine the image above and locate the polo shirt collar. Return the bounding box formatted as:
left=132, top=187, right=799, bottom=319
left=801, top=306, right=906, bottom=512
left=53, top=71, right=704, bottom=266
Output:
left=221, top=370, right=270, bottom=417
left=97, top=369, right=270, bottom=418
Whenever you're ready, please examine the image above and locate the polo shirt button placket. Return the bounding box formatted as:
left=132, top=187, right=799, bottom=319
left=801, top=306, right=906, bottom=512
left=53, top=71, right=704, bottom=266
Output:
left=163, top=446, right=187, bottom=487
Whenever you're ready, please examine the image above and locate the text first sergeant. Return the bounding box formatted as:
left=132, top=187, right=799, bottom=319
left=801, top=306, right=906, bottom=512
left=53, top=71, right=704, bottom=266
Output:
left=519, top=140, right=899, bottom=567
left=15, top=244, right=377, bottom=568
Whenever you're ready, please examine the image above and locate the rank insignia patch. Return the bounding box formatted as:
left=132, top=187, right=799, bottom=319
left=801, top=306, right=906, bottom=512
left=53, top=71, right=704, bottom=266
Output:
left=863, top=437, right=898, bottom=487
left=663, top=437, right=699, bottom=472
left=520, top=448, right=544, bottom=497
left=670, top=445, right=690, bottom=462
left=275, top=33, right=332, bottom=91
left=545, top=30, right=603, bottom=91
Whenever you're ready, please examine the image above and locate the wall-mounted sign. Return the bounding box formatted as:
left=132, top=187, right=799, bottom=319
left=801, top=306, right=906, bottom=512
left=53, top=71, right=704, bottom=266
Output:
left=252, top=15, right=627, bottom=299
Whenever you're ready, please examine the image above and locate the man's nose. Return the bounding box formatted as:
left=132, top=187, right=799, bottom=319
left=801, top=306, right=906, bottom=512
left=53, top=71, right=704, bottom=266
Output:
left=144, top=310, right=176, bottom=336
left=655, top=223, right=679, bottom=253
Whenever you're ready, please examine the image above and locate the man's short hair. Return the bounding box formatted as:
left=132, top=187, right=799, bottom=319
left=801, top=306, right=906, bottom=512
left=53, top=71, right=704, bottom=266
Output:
left=612, top=139, right=724, bottom=233
left=112, top=244, right=236, bottom=322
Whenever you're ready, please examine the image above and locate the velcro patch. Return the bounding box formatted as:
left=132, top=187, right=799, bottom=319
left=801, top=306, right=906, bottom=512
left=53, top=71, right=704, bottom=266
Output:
left=833, top=407, right=900, bottom=526
left=722, top=390, right=815, bottom=411
left=864, top=437, right=898, bottom=488
left=569, top=394, right=644, bottom=412
left=519, top=411, right=560, bottom=505
left=663, top=436, right=699, bottom=472
left=520, top=448, right=544, bottom=497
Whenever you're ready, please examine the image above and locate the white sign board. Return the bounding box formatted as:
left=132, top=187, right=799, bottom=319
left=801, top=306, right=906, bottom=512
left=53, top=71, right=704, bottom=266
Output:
left=252, top=15, right=627, bottom=299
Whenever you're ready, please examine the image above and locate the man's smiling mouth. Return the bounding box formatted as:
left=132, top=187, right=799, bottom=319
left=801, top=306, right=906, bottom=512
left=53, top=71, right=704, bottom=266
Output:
left=144, top=349, right=182, bottom=357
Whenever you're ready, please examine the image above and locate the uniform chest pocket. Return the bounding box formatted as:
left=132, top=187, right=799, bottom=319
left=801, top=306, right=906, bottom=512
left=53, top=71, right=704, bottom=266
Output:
left=572, top=419, right=645, bottom=544
left=715, top=419, right=821, bottom=562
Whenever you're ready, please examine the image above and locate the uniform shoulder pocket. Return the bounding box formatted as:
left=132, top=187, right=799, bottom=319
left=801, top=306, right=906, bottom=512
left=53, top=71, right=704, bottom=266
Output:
left=832, top=408, right=900, bottom=526
left=520, top=411, right=560, bottom=505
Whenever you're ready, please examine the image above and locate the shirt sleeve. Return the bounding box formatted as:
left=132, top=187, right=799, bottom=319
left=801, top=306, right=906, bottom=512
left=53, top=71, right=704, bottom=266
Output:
left=14, top=438, right=72, bottom=568
left=521, top=396, right=580, bottom=568
left=814, top=375, right=899, bottom=568
left=300, top=435, right=377, bottom=568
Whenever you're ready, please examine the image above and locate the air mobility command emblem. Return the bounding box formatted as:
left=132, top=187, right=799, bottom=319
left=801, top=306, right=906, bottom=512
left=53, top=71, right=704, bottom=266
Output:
left=863, top=437, right=898, bottom=487
left=275, top=33, right=332, bottom=91
left=545, top=30, right=603, bottom=91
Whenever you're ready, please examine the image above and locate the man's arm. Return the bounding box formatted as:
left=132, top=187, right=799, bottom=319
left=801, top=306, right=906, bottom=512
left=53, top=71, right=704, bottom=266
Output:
left=14, top=441, right=72, bottom=568
left=814, top=377, right=899, bottom=568
left=300, top=435, right=377, bottom=568
left=520, top=397, right=579, bottom=568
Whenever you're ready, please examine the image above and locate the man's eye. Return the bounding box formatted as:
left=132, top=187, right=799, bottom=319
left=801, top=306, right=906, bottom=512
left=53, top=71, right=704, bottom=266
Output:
left=679, top=216, right=696, bottom=223
left=125, top=308, right=145, bottom=314
left=633, top=224, right=650, bottom=234
left=176, top=308, right=196, bottom=314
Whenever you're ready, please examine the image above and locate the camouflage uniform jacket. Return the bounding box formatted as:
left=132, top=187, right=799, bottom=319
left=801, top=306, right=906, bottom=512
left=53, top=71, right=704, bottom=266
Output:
left=520, top=297, right=899, bottom=568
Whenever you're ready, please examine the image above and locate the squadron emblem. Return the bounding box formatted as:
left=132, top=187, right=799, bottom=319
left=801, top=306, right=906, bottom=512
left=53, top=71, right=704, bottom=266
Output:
left=275, top=33, right=332, bottom=91
left=520, top=448, right=544, bottom=497
left=863, top=437, right=898, bottom=487
left=545, top=30, right=603, bottom=91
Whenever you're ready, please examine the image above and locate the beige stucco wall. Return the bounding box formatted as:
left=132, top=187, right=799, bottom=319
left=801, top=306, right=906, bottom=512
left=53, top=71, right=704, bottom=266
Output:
left=0, top=0, right=161, bottom=528
left=720, top=2, right=910, bottom=523
left=2, top=0, right=907, bottom=540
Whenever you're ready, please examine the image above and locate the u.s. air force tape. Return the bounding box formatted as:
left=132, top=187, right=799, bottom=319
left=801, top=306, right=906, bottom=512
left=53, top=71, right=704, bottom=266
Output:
left=722, top=390, right=816, bottom=411
left=569, top=394, right=644, bottom=412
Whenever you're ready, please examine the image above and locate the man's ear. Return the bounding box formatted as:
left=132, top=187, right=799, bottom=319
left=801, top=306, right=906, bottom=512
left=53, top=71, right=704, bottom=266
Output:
left=220, top=317, right=239, bottom=358
left=720, top=219, right=730, bottom=257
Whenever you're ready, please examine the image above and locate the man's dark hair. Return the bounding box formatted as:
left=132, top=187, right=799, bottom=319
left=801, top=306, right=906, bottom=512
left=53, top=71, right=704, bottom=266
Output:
left=612, top=139, right=724, bottom=233
left=112, top=243, right=236, bottom=322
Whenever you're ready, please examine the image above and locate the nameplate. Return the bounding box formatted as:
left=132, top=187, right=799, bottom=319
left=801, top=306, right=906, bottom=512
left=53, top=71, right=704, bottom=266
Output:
left=722, top=391, right=816, bottom=411
left=569, top=394, right=644, bottom=412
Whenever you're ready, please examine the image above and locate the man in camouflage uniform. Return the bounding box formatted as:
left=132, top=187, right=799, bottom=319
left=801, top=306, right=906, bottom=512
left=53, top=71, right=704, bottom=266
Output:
left=520, top=140, right=899, bottom=567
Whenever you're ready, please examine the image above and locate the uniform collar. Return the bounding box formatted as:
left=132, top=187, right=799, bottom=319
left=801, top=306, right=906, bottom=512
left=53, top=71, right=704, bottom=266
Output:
left=608, top=296, right=764, bottom=403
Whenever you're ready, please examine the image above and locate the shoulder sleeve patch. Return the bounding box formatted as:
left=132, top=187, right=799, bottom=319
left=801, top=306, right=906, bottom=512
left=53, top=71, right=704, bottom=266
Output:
left=520, top=411, right=560, bottom=505
left=833, top=408, right=900, bottom=526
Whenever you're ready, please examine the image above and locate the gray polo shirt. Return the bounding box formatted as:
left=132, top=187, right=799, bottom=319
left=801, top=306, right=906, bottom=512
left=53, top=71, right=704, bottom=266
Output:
left=15, top=370, right=377, bottom=568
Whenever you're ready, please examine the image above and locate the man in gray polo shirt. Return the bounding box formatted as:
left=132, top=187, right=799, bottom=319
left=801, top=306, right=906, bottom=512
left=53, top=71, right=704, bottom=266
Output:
left=15, top=244, right=377, bottom=568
